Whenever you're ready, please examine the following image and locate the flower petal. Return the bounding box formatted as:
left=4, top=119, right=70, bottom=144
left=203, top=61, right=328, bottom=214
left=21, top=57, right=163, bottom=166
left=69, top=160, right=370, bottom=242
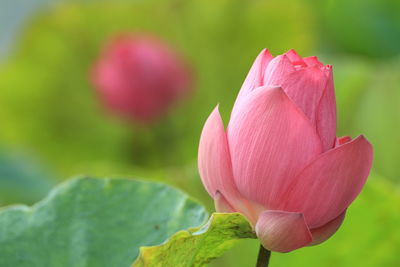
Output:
left=335, top=136, right=352, bottom=147
left=303, top=56, right=324, bottom=67
left=237, top=49, right=273, bottom=100
left=309, top=210, right=346, bottom=246
left=198, top=106, right=239, bottom=200
left=281, top=66, right=329, bottom=125
left=198, top=106, right=265, bottom=222
left=228, top=87, right=322, bottom=209
left=283, top=135, right=373, bottom=228
left=214, top=191, right=235, bottom=213
left=255, top=210, right=312, bottom=253
left=232, top=49, right=273, bottom=120
left=316, top=66, right=337, bottom=151
left=263, top=55, right=295, bottom=86
left=214, top=191, right=265, bottom=226
left=285, top=49, right=306, bottom=67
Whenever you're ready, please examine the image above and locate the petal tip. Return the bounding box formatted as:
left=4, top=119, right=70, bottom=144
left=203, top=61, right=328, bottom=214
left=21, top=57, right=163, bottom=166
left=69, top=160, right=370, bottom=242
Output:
left=353, top=135, right=373, bottom=151
left=208, top=105, right=223, bottom=124
left=261, top=48, right=271, bottom=55
left=254, top=48, right=273, bottom=63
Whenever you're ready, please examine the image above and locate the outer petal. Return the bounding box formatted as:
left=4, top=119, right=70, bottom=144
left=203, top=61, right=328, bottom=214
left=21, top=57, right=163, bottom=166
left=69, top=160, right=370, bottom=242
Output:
left=335, top=136, right=352, bottom=146
left=198, top=106, right=239, bottom=200
left=228, top=87, right=322, bottom=209
left=236, top=49, right=273, bottom=101
left=316, top=66, right=337, bottom=151
left=255, top=210, right=312, bottom=253
left=214, top=191, right=266, bottom=226
left=263, top=55, right=295, bottom=86
left=309, top=210, right=346, bottom=246
left=232, top=49, right=273, bottom=120
left=281, top=66, right=329, bottom=126
left=283, top=135, right=373, bottom=228
left=214, top=191, right=235, bottom=213
left=198, top=106, right=265, bottom=224
left=303, top=56, right=324, bottom=67
left=285, top=49, right=306, bottom=67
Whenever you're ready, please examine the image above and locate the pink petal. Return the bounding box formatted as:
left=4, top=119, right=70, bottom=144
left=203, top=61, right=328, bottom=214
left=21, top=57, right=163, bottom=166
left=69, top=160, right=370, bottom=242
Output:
left=316, top=66, right=337, bottom=151
left=198, top=106, right=264, bottom=223
left=214, top=191, right=266, bottom=226
left=335, top=136, right=352, bottom=147
left=198, top=106, right=239, bottom=200
left=285, top=49, right=306, bottom=67
left=282, top=135, right=373, bottom=228
left=232, top=49, right=273, bottom=120
left=303, top=56, right=324, bottom=67
left=214, top=191, right=235, bottom=213
left=263, top=55, right=295, bottom=86
left=255, top=210, right=312, bottom=252
left=309, top=210, right=346, bottom=246
left=281, top=66, right=329, bottom=126
left=228, top=87, right=322, bottom=209
left=236, top=49, right=273, bottom=101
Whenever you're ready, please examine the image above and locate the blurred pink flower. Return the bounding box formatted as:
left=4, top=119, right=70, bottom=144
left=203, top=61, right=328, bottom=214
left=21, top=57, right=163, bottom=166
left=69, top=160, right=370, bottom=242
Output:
left=198, top=49, right=373, bottom=253
left=91, top=35, right=192, bottom=123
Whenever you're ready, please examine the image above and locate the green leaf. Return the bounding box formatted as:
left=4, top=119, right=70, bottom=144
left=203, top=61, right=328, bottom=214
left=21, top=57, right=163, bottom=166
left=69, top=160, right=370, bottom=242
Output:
left=0, top=177, right=208, bottom=267
left=133, top=213, right=256, bottom=267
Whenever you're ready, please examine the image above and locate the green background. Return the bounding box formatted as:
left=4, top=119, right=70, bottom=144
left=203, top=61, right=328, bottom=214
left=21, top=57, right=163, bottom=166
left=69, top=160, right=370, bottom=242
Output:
left=0, top=0, right=399, bottom=266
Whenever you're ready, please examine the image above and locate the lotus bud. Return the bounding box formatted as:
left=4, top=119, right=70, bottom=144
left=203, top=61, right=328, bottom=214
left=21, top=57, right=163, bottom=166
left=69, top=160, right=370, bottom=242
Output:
left=198, top=49, right=373, bottom=252
left=91, top=35, right=192, bottom=123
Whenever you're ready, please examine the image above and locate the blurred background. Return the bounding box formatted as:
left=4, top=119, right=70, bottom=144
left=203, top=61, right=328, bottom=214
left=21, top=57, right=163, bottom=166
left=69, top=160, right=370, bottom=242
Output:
left=0, top=0, right=399, bottom=266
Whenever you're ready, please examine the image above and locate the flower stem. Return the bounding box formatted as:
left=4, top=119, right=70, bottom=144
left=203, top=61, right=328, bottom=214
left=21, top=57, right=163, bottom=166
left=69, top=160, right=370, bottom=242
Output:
left=256, top=244, right=271, bottom=267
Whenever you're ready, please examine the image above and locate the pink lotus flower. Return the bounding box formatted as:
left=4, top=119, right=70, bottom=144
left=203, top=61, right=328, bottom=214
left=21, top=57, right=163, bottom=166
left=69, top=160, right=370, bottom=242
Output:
left=198, top=49, right=373, bottom=252
left=91, top=35, right=192, bottom=123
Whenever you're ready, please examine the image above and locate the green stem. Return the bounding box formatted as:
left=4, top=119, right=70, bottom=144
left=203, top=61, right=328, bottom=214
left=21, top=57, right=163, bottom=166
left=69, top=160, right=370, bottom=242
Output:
left=256, top=244, right=271, bottom=267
